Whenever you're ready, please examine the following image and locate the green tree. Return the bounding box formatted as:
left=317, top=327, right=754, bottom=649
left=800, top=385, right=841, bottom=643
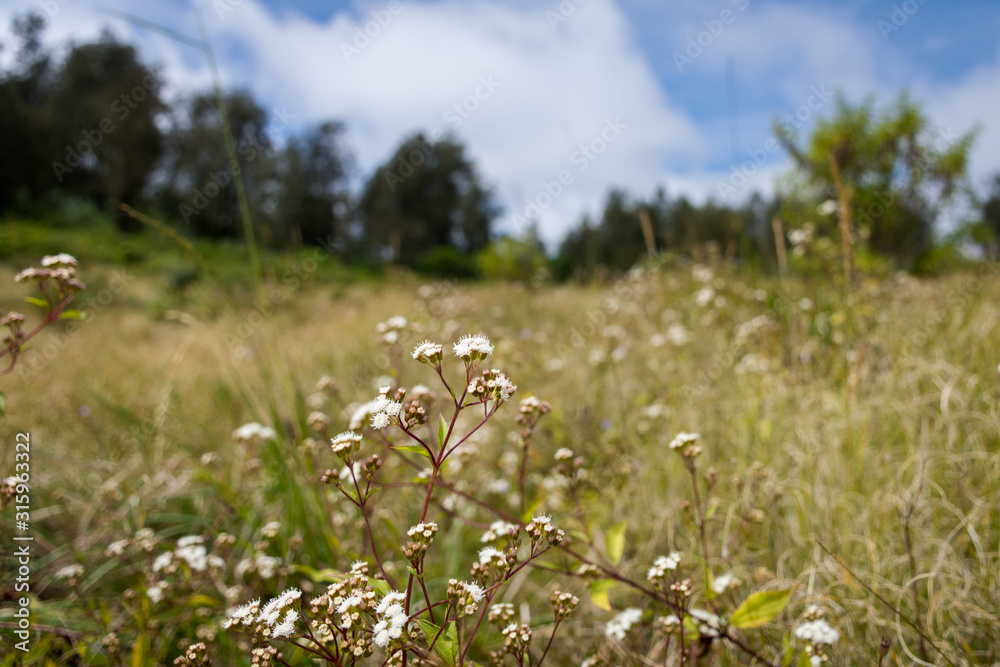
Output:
left=274, top=121, right=353, bottom=251
left=162, top=90, right=274, bottom=239
left=0, top=13, right=59, bottom=212
left=358, top=133, right=499, bottom=266
left=776, top=91, right=976, bottom=265
left=49, top=31, right=166, bottom=231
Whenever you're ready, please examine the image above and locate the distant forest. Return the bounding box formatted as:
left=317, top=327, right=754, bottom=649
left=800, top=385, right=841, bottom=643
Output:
left=3, top=12, right=999, bottom=279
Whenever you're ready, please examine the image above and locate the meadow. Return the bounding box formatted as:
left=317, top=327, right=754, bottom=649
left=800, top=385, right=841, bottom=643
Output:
left=0, top=224, right=998, bottom=665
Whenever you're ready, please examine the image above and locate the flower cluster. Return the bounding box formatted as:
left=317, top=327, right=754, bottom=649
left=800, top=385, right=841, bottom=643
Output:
left=3, top=254, right=85, bottom=369
left=301, top=565, right=414, bottom=659
left=689, top=608, right=724, bottom=638
left=223, top=587, right=301, bottom=645
left=473, top=546, right=515, bottom=582
left=488, top=602, right=516, bottom=626
left=605, top=608, right=643, bottom=640
left=403, top=521, right=439, bottom=567
left=448, top=579, right=486, bottom=616
left=233, top=422, right=277, bottom=443
left=480, top=520, right=518, bottom=544
left=794, top=606, right=839, bottom=664
left=453, top=333, right=494, bottom=364
left=411, top=339, right=443, bottom=365
left=330, top=430, right=363, bottom=460
left=524, top=514, right=565, bottom=551
left=372, top=591, right=408, bottom=648
left=647, top=552, right=681, bottom=585
left=376, top=315, right=408, bottom=345
left=500, top=623, right=533, bottom=660
left=550, top=589, right=579, bottom=619
left=173, top=642, right=213, bottom=666
left=467, top=368, right=517, bottom=404
left=370, top=386, right=404, bottom=430
left=668, top=431, right=699, bottom=451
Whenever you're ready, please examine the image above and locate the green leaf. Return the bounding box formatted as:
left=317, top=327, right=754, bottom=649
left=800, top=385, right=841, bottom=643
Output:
left=520, top=498, right=542, bottom=524
left=589, top=579, right=614, bottom=611
left=437, top=414, right=448, bottom=447
left=58, top=309, right=85, bottom=320
left=605, top=519, right=627, bottom=566
left=371, top=579, right=391, bottom=596
left=187, top=594, right=220, bottom=608
left=797, top=650, right=811, bottom=667
left=24, top=296, right=49, bottom=309
left=416, top=620, right=457, bottom=666
left=729, top=588, right=793, bottom=629
left=704, top=568, right=717, bottom=601
left=393, top=444, right=432, bottom=458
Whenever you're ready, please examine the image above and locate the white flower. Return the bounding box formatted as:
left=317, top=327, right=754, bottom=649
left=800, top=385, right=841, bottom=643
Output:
left=176, top=545, right=208, bottom=571
left=689, top=608, right=723, bottom=637
left=54, top=564, right=84, bottom=580
left=41, top=253, right=78, bottom=267
left=224, top=599, right=260, bottom=628
left=462, top=581, right=485, bottom=602
left=794, top=619, right=840, bottom=645
left=711, top=572, right=735, bottom=594
left=667, top=323, right=691, bottom=346
left=817, top=199, right=839, bottom=216
left=695, top=287, right=715, bottom=307
left=369, top=388, right=403, bottom=430
left=105, top=539, right=129, bottom=557
left=177, top=535, right=204, bottom=548
left=647, top=552, right=681, bottom=581
left=336, top=594, right=362, bottom=615
left=453, top=334, right=494, bottom=360
left=668, top=432, right=699, bottom=450
left=478, top=546, right=504, bottom=565
left=481, top=520, right=517, bottom=542
left=147, top=582, right=166, bottom=604
left=331, top=430, right=362, bottom=455
left=233, top=422, right=277, bottom=442
left=152, top=552, right=173, bottom=572
left=554, top=448, right=574, bottom=461
left=412, top=340, right=443, bottom=363
left=271, top=609, right=298, bottom=638
left=376, top=591, right=406, bottom=614
left=254, top=554, right=282, bottom=579
left=605, top=607, right=643, bottom=640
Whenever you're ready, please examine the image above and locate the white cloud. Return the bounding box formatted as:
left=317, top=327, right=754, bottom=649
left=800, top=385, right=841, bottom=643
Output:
left=199, top=0, right=702, bottom=246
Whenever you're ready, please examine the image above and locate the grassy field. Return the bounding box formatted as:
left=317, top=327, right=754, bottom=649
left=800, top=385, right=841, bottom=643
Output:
left=0, top=231, right=998, bottom=665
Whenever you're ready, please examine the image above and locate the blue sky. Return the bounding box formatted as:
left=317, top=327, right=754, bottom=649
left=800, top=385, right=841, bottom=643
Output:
left=3, top=0, right=999, bottom=246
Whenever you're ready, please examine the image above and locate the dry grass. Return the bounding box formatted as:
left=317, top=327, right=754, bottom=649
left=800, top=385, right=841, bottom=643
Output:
left=1, top=258, right=998, bottom=665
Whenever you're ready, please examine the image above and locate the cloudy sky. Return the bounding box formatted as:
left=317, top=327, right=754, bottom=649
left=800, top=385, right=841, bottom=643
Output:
left=3, top=0, right=999, bottom=246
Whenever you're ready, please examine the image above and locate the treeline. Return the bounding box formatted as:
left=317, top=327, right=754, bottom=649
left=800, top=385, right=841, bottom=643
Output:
left=3, top=13, right=1000, bottom=280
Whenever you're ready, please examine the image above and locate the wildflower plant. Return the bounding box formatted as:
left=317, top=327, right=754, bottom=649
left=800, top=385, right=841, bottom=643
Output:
left=225, top=330, right=575, bottom=665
